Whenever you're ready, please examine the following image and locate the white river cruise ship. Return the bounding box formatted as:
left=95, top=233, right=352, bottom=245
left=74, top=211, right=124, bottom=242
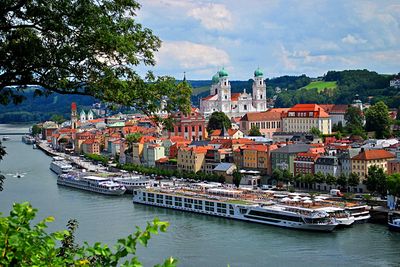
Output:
left=57, top=174, right=126, bottom=195
left=132, top=186, right=338, bottom=232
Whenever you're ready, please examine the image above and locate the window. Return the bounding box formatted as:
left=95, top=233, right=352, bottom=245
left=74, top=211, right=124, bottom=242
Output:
left=244, top=105, right=247, bottom=110
left=225, top=95, right=228, bottom=99
left=192, top=126, right=195, bottom=132
left=199, top=125, right=202, bottom=131
left=185, top=126, right=188, bottom=133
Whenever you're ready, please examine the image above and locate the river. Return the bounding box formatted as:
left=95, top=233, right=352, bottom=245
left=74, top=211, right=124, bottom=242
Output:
left=1, top=128, right=400, bottom=266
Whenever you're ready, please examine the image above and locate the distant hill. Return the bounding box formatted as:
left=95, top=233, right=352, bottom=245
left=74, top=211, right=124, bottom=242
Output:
left=274, top=69, right=398, bottom=108
left=0, top=91, right=96, bottom=123
left=300, top=81, right=337, bottom=92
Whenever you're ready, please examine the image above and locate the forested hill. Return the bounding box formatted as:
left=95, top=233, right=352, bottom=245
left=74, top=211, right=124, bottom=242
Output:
left=0, top=91, right=96, bottom=123
left=274, top=70, right=399, bottom=108
left=1, top=70, right=398, bottom=123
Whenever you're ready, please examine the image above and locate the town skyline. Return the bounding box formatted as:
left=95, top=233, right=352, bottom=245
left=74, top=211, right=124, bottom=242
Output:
left=136, top=0, right=400, bottom=80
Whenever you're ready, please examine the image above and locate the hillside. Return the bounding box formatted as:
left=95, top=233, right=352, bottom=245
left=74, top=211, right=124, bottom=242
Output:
left=301, top=81, right=337, bottom=92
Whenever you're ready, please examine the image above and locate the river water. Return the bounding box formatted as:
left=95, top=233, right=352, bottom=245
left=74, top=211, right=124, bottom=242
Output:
left=1, top=127, right=400, bottom=267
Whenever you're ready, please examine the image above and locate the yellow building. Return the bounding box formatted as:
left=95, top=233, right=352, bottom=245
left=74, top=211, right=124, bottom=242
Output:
left=235, top=144, right=278, bottom=175
left=177, top=146, right=210, bottom=173
left=282, top=104, right=331, bottom=134
left=351, top=149, right=395, bottom=179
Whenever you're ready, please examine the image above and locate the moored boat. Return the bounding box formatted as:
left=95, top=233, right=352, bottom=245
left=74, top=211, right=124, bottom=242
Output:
left=22, top=135, right=36, bottom=144
left=345, top=205, right=370, bottom=223
left=132, top=187, right=338, bottom=232
left=112, top=175, right=150, bottom=192
left=388, top=212, right=400, bottom=231
left=50, top=160, right=74, bottom=175
left=316, top=207, right=355, bottom=227
left=57, top=173, right=126, bottom=195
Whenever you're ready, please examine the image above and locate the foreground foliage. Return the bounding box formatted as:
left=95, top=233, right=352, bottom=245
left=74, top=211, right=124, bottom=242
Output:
left=0, top=202, right=177, bottom=266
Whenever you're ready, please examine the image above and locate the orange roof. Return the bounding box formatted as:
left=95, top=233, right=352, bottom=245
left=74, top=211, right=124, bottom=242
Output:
left=202, top=94, right=217, bottom=101
left=82, top=139, right=99, bottom=145
left=139, top=136, right=156, bottom=144
left=231, top=93, right=241, bottom=101
left=286, top=104, right=330, bottom=118
left=232, top=138, right=255, bottom=145
left=269, top=108, right=290, bottom=113
left=87, top=118, right=105, bottom=124
left=241, top=111, right=282, bottom=122
left=169, top=136, right=190, bottom=142
left=210, top=129, right=239, bottom=136
left=318, top=104, right=335, bottom=113
left=241, top=144, right=274, bottom=152
left=352, top=149, right=395, bottom=160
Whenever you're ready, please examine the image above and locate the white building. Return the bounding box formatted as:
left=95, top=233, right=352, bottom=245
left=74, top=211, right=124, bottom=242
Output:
left=200, top=68, right=268, bottom=118
left=390, top=78, right=400, bottom=89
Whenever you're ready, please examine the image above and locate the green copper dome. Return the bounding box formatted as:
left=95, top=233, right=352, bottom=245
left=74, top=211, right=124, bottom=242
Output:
left=218, top=67, right=229, bottom=77
left=212, top=73, right=219, bottom=84
left=254, top=67, right=263, bottom=77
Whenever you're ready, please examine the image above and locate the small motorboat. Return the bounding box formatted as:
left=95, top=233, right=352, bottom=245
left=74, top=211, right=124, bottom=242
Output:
left=388, top=212, right=400, bottom=231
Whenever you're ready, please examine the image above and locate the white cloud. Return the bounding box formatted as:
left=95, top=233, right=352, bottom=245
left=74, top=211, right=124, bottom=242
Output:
left=156, top=41, right=230, bottom=69
left=188, top=3, right=233, bottom=30
left=341, top=34, right=367, bottom=45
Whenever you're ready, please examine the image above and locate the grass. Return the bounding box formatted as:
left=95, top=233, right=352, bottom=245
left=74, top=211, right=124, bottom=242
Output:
left=301, top=81, right=337, bottom=92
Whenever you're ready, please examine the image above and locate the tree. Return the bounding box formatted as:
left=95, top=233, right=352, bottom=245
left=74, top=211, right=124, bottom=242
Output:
left=0, top=0, right=191, bottom=122
left=31, top=124, right=42, bottom=136
left=314, top=172, right=326, bottom=185
left=271, top=169, right=283, bottom=184
left=365, top=101, right=392, bottom=138
left=249, top=125, right=262, bottom=136
left=387, top=173, right=400, bottom=198
left=232, top=170, right=242, bottom=188
left=365, top=165, right=387, bottom=196
left=325, top=174, right=337, bottom=187
left=206, top=112, right=231, bottom=133
left=310, top=127, right=322, bottom=137
left=302, top=173, right=315, bottom=190
left=344, top=106, right=364, bottom=135
left=0, top=202, right=177, bottom=266
left=348, top=172, right=360, bottom=192
left=50, top=114, right=66, bottom=124
left=337, top=173, right=348, bottom=189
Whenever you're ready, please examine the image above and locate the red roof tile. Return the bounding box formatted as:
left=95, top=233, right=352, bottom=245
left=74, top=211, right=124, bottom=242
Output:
left=352, top=149, right=395, bottom=160
left=241, top=111, right=282, bottom=122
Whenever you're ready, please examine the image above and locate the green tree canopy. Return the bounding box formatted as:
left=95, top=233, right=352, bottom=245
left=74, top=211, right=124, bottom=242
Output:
left=344, top=106, right=364, bottom=134
left=50, top=114, right=66, bottom=124
left=0, top=202, right=176, bottom=266
left=348, top=172, right=360, bottom=188
left=387, top=173, right=400, bottom=197
left=337, top=173, right=348, bottom=188
left=310, top=127, right=322, bottom=137
left=232, top=170, right=242, bottom=188
left=248, top=125, right=262, bottom=136
left=206, top=112, right=231, bottom=133
left=0, top=0, right=191, bottom=120
left=365, top=101, right=392, bottom=138
left=365, top=165, right=387, bottom=196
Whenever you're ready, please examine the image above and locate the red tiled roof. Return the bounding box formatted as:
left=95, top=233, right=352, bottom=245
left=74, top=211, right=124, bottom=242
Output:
left=139, top=136, right=156, bottom=144
left=269, top=108, right=290, bottom=113
left=296, top=152, right=320, bottom=160
left=286, top=104, right=330, bottom=118
left=210, top=128, right=239, bottom=137
left=241, top=111, right=282, bottom=122
left=232, top=138, right=255, bottom=145
left=202, top=94, right=217, bottom=101
left=231, top=93, right=241, bottom=101
left=352, top=150, right=395, bottom=160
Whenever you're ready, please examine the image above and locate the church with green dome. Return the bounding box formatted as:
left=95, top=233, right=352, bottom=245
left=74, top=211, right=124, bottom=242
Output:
left=200, top=68, right=268, bottom=118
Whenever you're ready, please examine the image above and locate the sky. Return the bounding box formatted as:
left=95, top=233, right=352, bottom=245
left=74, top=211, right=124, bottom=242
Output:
left=136, top=0, right=400, bottom=80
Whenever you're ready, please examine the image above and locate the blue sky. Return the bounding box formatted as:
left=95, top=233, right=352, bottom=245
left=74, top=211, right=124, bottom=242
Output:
left=136, top=0, right=400, bottom=80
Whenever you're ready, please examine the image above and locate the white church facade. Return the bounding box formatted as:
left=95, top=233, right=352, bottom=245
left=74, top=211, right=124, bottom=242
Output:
left=200, top=68, right=268, bottom=118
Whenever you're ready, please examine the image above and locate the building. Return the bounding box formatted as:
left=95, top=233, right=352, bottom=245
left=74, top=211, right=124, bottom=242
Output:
left=270, top=144, right=311, bottom=174
left=210, top=127, right=244, bottom=140
left=42, top=121, right=59, bottom=142
left=234, top=144, right=277, bottom=175
left=170, top=107, right=207, bottom=141
left=390, top=77, right=400, bottom=89
left=337, top=148, right=361, bottom=176
left=71, top=102, right=78, bottom=129
left=294, top=152, right=320, bottom=175
left=282, top=104, right=331, bottom=134
left=319, top=104, right=348, bottom=126
left=240, top=111, right=282, bottom=138
left=387, top=159, right=400, bottom=175
left=351, top=149, right=395, bottom=179
left=81, top=139, right=100, bottom=155
left=177, top=146, right=210, bottom=173
left=200, top=68, right=269, bottom=118
left=314, top=156, right=340, bottom=177
left=142, top=142, right=165, bottom=167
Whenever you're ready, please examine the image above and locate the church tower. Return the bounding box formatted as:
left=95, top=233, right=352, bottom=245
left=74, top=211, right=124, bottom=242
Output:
left=252, top=67, right=267, bottom=111
left=80, top=110, right=87, bottom=122
left=217, top=67, right=232, bottom=114
left=71, top=102, right=78, bottom=129
left=87, top=109, right=94, bottom=120
left=210, top=72, right=219, bottom=95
